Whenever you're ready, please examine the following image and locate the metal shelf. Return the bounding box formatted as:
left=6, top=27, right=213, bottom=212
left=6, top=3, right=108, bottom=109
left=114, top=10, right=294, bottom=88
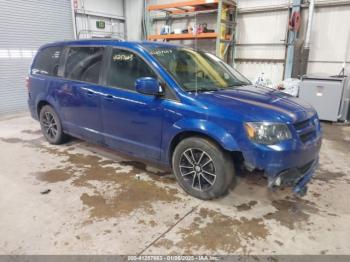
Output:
left=147, top=0, right=235, bottom=14
left=148, top=32, right=217, bottom=41
left=145, top=0, right=237, bottom=65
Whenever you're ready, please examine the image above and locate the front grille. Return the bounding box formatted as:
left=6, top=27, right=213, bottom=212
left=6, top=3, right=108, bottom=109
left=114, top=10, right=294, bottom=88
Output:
left=293, top=119, right=309, bottom=130
left=293, top=117, right=317, bottom=143
left=300, top=131, right=316, bottom=143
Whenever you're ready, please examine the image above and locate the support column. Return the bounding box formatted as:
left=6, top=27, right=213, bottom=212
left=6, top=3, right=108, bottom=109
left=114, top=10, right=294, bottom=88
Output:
left=284, top=0, right=302, bottom=79
left=300, top=0, right=315, bottom=76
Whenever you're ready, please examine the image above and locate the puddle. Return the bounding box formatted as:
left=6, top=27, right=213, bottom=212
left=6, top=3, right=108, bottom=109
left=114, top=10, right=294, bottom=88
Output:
left=274, top=240, right=284, bottom=246
left=37, top=167, right=73, bottom=183
left=234, top=201, right=258, bottom=211
left=314, top=167, right=348, bottom=184
left=34, top=146, right=181, bottom=220
left=154, top=239, right=174, bottom=249
left=0, top=137, right=45, bottom=149
left=21, top=129, right=42, bottom=135
left=0, top=137, right=25, bottom=144
left=80, top=176, right=179, bottom=220
left=119, top=160, right=173, bottom=178
left=157, top=208, right=269, bottom=253
left=138, top=219, right=158, bottom=227
left=0, top=135, right=182, bottom=221
left=263, top=196, right=319, bottom=229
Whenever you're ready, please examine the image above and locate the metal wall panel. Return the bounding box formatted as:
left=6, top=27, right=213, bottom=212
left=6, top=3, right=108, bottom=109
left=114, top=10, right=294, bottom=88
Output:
left=235, top=7, right=288, bottom=84
left=78, top=0, right=124, bottom=17
left=74, top=0, right=125, bottom=39
left=238, top=0, right=290, bottom=9
left=0, top=0, right=74, bottom=115
left=303, top=5, right=350, bottom=76
left=235, top=62, right=285, bottom=85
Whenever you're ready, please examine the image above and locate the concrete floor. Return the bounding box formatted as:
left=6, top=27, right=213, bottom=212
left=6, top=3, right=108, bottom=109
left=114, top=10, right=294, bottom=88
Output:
left=0, top=113, right=349, bottom=255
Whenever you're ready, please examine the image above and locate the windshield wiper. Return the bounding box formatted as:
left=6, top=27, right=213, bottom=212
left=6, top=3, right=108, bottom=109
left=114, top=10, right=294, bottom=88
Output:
left=196, top=88, right=221, bottom=92
left=229, top=81, right=250, bottom=87
left=186, top=87, right=221, bottom=92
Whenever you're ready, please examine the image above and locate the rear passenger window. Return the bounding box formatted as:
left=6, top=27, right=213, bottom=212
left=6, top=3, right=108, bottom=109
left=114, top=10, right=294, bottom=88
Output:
left=106, top=49, right=156, bottom=91
left=64, top=47, right=104, bottom=84
left=31, top=47, right=62, bottom=76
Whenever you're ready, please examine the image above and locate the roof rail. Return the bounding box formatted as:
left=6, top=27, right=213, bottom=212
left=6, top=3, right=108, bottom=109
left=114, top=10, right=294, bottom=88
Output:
left=77, top=37, right=125, bottom=41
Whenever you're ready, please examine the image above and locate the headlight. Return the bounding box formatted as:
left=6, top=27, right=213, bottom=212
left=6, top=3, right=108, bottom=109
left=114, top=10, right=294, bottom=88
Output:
left=244, top=122, right=292, bottom=145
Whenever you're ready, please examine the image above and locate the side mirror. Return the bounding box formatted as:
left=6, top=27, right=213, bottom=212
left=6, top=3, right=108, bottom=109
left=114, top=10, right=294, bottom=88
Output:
left=135, top=77, right=163, bottom=96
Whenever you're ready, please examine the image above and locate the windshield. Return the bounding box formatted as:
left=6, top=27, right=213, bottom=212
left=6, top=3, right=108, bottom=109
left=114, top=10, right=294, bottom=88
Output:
left=147, top=46, right=251, bottom=92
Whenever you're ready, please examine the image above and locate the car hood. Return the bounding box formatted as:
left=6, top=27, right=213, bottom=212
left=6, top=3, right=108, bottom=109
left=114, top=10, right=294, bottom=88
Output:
left=194, top=85, right=316, bottom=123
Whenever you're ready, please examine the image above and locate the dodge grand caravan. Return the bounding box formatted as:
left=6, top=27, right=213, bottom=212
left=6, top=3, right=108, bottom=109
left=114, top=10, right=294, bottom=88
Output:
left=27, top=40, right=322, bottom=199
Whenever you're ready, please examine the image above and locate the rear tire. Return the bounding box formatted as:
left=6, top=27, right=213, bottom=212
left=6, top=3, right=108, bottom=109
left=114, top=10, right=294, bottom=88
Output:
left=172, top=137, right=235, bottom=200
left=39, top=105, right=68, bottom=145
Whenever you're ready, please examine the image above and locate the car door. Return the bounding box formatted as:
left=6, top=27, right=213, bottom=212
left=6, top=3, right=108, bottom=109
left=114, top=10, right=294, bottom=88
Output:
left=55, top=46, right=105, bottom=143
left=100, top=47, right=163, bottom=160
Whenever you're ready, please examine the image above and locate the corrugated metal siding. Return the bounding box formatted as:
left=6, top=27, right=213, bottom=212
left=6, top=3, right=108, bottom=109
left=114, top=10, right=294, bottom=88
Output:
left=235, top=4, right=289, bottom=84
left=304, top=4, right=350, bottom=75
left=0, top=0, right=74, bottom=114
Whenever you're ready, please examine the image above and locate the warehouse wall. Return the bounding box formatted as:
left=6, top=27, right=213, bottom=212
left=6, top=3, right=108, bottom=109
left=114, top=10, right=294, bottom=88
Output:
left=235, top=0, right=289, bottom=84
left=230, top=0, right=350, bottom=83
left=144, top=0, right=350, bottom=85
left=304, top=4, right=350, bottom=76
left=145, top=0, right=289, bottom=84
left=74, top=0, right=125, bottom=39
left=0, top=0, right=74, bottom=115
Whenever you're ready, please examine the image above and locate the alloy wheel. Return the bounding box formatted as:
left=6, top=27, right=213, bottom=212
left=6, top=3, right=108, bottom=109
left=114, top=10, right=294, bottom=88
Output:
left=41, top=111, right=58, bottom=140
left=179, top=148, right=216, bottom=191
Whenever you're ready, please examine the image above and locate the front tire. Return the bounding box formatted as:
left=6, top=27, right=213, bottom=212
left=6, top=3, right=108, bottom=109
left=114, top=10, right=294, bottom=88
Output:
left=172, top=137, right=235, bottom=200
left=39, top=105, right=68, bottom=145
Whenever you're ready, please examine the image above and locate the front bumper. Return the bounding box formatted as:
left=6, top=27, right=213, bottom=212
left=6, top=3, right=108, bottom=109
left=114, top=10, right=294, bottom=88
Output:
left=241, top=125, right=322, bottom=195
left=268, top=157, right=319, bottom=196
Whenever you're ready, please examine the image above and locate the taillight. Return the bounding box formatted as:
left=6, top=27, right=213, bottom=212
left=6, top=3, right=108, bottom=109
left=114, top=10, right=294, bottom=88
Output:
left=25, top=76, right=30, bottom=89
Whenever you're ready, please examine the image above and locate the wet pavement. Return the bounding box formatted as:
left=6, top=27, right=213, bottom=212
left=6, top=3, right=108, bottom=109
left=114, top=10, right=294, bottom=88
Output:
left=0, top=113, right=349, bottom=255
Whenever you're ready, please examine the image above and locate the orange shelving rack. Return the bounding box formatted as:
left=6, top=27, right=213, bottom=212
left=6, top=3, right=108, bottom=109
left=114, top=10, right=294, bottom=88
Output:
left=145, top=0, right=237, bottom=65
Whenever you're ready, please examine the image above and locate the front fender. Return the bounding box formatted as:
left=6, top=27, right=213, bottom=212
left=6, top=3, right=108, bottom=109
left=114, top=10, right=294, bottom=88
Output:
left=164, top=118, right=239, bottom=162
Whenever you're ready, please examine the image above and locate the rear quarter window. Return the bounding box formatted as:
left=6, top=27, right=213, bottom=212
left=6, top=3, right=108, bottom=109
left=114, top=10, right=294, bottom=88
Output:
left=31, top=46, right=62, bottom=76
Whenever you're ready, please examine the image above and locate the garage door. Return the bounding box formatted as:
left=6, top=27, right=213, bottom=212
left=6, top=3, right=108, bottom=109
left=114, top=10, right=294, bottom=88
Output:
left=0, top=0, right=74, bottom=115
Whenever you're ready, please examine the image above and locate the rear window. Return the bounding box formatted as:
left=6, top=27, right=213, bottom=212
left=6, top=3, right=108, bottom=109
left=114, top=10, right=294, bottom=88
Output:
left=64, top=46, right=104, bottom=84
left=31, top=46, right=62, bottom=76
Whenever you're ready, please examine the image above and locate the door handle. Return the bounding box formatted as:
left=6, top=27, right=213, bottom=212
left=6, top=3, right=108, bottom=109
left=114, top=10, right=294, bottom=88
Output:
left=104, top=94, right=114, bottom=101
left=81, top=87, right=95, bottom=97
left=86, top=90, right=95, bottom=97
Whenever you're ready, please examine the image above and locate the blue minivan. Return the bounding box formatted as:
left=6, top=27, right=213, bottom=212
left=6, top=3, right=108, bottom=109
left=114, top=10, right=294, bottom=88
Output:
left=27, top=39, right=322, bottom=199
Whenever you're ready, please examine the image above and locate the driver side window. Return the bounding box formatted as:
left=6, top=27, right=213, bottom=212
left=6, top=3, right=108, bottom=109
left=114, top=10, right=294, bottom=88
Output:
left=106, top=49, right=156, bottom=91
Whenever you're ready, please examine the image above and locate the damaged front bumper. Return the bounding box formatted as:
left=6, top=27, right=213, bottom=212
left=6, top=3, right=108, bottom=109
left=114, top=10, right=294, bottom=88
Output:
left=241, top=127, right=322, bottom=197
left=268, top=158, right=319, bottom=196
